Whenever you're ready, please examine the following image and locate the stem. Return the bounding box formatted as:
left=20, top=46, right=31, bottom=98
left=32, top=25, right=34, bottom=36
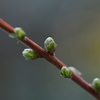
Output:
left=0, top=18, right=100, bottom=100
left=0, top=19, right=14, bottom=33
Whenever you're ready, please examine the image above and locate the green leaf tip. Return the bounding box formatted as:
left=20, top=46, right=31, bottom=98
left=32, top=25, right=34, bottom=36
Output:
left=22, top=48, right=38, bottom=60
left=9, top=27, right=25, bottom=40
left=60, top=66, right=71, bottom=78
left=69, top=66, right=82, bottom=77
left=44, top=37, right=57, bottom=55
left=92, top=78, right=100, bottom=92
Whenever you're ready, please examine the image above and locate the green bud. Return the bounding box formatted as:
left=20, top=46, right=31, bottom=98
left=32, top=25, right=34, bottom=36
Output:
left=60, top=66, right=71, bottom=78
left=44, top=37, right=57, bottom=54
left=9, top=27, right=25, bottom=40
left=69, top=66, right=82, bottom=77
left=22, top=48, right=38, bottom=60
left=92, top=78, right=100, bottom=92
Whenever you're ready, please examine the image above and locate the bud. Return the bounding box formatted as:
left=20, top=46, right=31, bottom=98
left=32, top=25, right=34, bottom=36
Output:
left=69, top=66, right=82, bottom=77
left=22, top=48, right=38, bottom=60
left=60, top=66, right=71, bottom=78
left=9, top=27, right=25, bottom=40
left=92, top=78, right=100, bottom=92
left=44, top=37, right=57, bottom=54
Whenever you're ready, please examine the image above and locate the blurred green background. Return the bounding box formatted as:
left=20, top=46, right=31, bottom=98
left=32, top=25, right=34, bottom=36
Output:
left=0, top=0, right=100, bottom=100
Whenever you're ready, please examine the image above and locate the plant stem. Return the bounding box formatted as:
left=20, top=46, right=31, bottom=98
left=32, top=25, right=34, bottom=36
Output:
left=0, top=18, right=100, bottom=100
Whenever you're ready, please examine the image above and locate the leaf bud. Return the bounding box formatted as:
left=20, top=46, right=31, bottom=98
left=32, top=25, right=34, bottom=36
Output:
left=22, top=48, right=38, bottom=60
left=92, top=78, right=100, bottom=92
left=9, top=27, right=25, bottom=40
left=69, top=66, right=82, bottom=77
left=60, top=66, right=71, bottom=78
left=44, top=37, right=57, bottom=54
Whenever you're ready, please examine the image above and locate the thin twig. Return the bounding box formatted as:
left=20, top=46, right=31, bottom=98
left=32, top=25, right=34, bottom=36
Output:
left=0, top=18, right=100, bottom=100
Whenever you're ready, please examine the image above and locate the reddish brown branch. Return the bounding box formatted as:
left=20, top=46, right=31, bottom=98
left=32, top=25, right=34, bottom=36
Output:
left=0, top=18, right=100, bottom=100
left=0, top=19, right=14, bottom=33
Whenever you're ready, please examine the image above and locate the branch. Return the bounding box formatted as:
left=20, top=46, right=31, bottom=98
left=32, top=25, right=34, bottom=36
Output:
left=0, top=18, right=100, bottom=100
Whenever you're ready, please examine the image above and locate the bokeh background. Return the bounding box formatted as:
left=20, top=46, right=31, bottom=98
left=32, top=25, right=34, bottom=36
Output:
left=0, top=0, right=100, bottom=100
